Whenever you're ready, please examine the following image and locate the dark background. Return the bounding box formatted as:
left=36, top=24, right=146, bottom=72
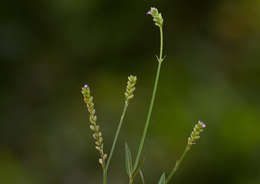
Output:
left=1, top=0, right=260, bottom=184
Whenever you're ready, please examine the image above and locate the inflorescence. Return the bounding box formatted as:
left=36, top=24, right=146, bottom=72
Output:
left=147, top=7, right=163, bottom=28
left=81, top=84, right=107, bottom=168
left=124, top=75, right=137, bottom=103
left=188, top=120, right=206, bottom=147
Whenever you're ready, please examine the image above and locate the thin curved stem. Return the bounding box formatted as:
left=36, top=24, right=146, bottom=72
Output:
left=166, top=146, right=191, bottom=184
left=106, top=102, right=129, bottom=171
left=134, top=26, right=164, bottom=170
left=159, top=27, right=163, bottom=60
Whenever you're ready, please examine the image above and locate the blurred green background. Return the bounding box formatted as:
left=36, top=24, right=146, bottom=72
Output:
left=1, top=0, right=260, bottom=184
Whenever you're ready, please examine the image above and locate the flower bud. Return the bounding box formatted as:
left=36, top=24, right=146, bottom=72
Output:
left=147, top=7, right=163, bottom=28
left=125, top=75, right=137, bottom=102
left=187, top=120, right=206, bottom=146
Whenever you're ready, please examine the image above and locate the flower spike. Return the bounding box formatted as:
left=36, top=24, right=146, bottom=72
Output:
left=125, top=75, right=137, bottom=102
left=81, top=84, right=107, bottom=168
left=188, top=120, right=206, bottom=146
left=147, top=7, right=163, bottom=28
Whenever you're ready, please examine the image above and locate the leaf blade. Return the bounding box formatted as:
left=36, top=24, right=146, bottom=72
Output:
left=125, top=142, right=133, bottom=176
left=132, top=158, right=144, bottom=180
left=158, top=173, right=166, bottom=184
left=139, top=170, right=145, bottom=184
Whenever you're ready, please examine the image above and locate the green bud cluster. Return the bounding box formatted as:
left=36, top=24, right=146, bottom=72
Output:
left=125, top=75, right=137, bottom=102
left=187, top=120, right=206, bottom=146
left=81, top=85, right=107, bottom=168
left=147, top=7, right=163, bottom=28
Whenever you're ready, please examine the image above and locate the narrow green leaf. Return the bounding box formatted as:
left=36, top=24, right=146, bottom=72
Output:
left=125, top=142, right=133, bottom=176
left=131, top=158, right=144, bottom=180
left=139, top=170, right=145, bottom=184
left=158, top=173, right=166, bottom=184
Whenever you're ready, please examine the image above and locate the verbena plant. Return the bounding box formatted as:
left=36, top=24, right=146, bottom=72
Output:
left=81, top=7, right=206, bottom=184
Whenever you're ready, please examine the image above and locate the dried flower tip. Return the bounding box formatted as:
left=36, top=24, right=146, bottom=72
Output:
left=125, top=75, right=137, bottom=102
left=147, top=7, right=156, bottom=15
left=147, top=7, right=163, bottom=28
left=93, top=133, right=97, bottom=139
left=99, top=137, right=103, bottom=142
left=90, top=125, right=95, bottom=131
left=103, top=154, right=107, bottom=160
left=187, top=120, right=206, bottom=146
left=99, top=158, right=103, bottom=165
left=199, top=120, right=206, bottom=128
left=81, top=85, right=89, bottom=95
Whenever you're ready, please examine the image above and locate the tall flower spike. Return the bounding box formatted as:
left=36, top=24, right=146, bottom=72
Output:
left=147, top=7, right=163, bottom=28
left=81, top=84, right=107, bottom=168
left=188, top=120, right=206, bottom=146
left=125, top=75, right=137, bottom=103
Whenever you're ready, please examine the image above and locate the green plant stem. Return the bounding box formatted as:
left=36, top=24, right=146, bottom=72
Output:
left=159, top=27, right=163, bottom=59
left=106, top=102, right=129, bottom=171
left=129, top=178, right=133, bottom=184
left=166, top=145, right=191, bottom=184
left=134, top=26, right=164, bottom=170
left=103, top=168, right=107, bottom=184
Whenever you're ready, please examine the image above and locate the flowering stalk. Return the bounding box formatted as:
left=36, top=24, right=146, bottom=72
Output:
left=105, top=75, right=137, bottom=171
left=80, top=7, right=207, bottom=184
left=133, top=7, right=165, bottom=173
left=166, top=121, right=206, bottom=184
left=81, top=85, right=107, bottom=184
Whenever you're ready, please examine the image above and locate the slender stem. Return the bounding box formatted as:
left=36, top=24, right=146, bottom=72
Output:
left=106, top=102, right=129, bottom=171
left=129, top=178, right=133, bottom=184
left=166, top=146, right=191, bottom=184
left=159, top=27, right=163, bottom=60
left=134, top=27, right=164, bottom=170
left=103, top=168, right=107, bottom=184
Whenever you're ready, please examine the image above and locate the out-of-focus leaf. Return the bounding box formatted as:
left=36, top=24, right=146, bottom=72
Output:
left=139, top=169, right=145, bottom=184
left=125, top=142, right=133, bottom=176
left=131, top=158, right=144, bottom=180
left=158, top=173, right=166, bottom=184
